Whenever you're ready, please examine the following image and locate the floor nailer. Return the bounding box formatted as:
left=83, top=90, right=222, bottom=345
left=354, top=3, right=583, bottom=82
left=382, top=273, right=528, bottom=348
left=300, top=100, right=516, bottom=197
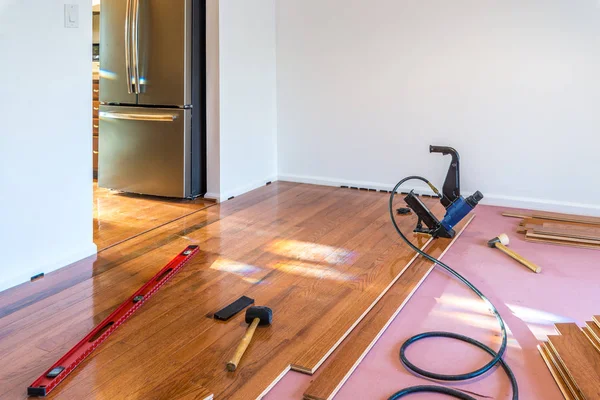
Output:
left=400, top=145, right=483, bottom=238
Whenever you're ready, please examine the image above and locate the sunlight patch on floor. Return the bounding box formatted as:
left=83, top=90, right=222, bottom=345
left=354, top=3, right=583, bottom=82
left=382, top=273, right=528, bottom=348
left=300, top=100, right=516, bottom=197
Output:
left=271, top=261, right=354, bottom=281
left=430, top=309, right=513, bottom=335
left=435, top=293, right=492, bottom=315
left=506, top=304, right=572, bottom=326
left=210, top=258, right=263, bottom=283
left=267, top=239, right=355, bottom=265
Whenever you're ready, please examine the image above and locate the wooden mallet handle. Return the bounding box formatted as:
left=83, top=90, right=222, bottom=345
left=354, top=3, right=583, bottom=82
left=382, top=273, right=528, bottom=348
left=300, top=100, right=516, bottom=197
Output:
left=227, top=318, right=260, bottom=372
left=495, top=243, right=542, bottom=274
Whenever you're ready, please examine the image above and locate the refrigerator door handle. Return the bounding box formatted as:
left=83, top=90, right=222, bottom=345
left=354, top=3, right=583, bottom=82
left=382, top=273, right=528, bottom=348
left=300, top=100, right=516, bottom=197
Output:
left=125, top=0, right=133, bottom=94
left=100, top=111, right=179, bottom=122
left=132, top=0, right=141, bottom=94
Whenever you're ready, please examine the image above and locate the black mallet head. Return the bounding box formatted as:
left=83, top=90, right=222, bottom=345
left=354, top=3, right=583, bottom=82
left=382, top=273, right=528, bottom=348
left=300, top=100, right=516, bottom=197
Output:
left=245, top=306, right=273, bottom=326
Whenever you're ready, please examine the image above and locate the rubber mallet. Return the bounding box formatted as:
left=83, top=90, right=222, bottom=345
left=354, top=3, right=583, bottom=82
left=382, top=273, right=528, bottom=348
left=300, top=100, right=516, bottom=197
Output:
left=488, top=233, right=542, bottom=274
left=227, top=306, right=273, bottom=372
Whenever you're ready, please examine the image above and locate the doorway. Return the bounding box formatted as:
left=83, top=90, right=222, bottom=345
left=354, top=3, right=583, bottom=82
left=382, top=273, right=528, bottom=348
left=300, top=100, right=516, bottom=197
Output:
left=91, top=0, right=210, bottom=252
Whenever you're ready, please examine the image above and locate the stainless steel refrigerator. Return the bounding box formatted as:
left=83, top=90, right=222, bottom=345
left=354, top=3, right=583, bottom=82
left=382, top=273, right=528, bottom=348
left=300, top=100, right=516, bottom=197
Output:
left=98, top=0, right=206, bottom=198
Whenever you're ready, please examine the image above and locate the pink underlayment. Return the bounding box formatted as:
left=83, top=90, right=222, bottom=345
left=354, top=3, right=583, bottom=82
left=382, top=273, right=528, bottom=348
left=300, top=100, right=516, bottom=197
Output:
left=265, top=205, right=600, bottom=400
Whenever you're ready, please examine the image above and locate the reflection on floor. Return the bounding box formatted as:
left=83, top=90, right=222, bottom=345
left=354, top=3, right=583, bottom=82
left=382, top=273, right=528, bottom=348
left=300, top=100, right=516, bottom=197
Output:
left=93, top=181, right=215, bottom=251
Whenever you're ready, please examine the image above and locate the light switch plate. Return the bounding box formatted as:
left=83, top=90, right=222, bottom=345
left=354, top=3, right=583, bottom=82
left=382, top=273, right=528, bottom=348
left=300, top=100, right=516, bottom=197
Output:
left=64, top=4, right=79, bottom=28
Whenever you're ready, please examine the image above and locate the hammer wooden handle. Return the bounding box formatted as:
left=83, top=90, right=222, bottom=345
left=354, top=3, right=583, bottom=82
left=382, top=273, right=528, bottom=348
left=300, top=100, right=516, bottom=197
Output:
left=495, top=243, right=542, bottom=274
left=227, top=318, right=260, bottom=372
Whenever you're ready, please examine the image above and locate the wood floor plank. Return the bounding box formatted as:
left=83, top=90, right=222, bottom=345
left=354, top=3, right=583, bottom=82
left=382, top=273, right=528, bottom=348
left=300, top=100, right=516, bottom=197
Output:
left=525, top=235, right=600, bottom=250
left=533, top=228, right=600, bottom=242
left=548, top=324, right=600, bottom=399
left=303, top=215, right=474, bottom=400
left=503, top=211, right=600, bottom=225
left=589, top=320, right=600, bottom=342
left=583, top=326, right=600, bottom=353
left=527, top=231, right=600, bottom=245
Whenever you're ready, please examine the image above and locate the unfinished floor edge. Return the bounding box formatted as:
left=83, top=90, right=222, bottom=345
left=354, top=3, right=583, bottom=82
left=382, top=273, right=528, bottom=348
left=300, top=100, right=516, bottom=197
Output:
left=301, top=215, right=475, bottom=400
left=288, top=237, right=435, bottom=375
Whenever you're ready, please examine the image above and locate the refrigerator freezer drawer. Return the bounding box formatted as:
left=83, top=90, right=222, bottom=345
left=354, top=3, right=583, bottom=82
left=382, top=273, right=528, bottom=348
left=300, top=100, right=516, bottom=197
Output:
left=98, top=105, right=191, bottom=198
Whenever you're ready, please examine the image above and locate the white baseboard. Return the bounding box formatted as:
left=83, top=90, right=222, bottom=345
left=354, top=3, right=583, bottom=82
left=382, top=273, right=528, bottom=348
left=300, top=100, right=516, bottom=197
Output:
left=278, top=173, right=434, bottom=194
left=278, top=173, right=600, bottom=217
left=0, top=242, right=98, bottom=293
left=219, top=176, right=278, bottom=202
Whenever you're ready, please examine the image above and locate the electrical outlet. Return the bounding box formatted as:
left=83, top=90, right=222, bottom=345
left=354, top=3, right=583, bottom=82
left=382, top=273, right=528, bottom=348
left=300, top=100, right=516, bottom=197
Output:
left=64, top=4, right=79, bottom=28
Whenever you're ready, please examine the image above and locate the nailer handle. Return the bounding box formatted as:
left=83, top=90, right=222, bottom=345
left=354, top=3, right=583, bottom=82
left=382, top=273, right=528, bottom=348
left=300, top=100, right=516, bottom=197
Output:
left=429, top=145, right=458, bottom=157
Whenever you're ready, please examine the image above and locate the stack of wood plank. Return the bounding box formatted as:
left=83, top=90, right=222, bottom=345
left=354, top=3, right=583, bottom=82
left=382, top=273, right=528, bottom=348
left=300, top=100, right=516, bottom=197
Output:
left=538, top=319, right=600, bottom=400
left=503, top=211, right=600, bottom=250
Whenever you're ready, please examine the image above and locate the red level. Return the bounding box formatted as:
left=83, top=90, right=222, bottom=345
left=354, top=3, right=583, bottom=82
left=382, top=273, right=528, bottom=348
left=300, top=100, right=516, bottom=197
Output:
left=27, top=245, right=200, bottom=397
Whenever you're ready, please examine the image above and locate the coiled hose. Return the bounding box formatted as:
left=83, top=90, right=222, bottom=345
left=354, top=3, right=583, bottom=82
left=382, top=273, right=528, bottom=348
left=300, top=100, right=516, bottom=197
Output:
left=387, top=176, right=518, bottom=399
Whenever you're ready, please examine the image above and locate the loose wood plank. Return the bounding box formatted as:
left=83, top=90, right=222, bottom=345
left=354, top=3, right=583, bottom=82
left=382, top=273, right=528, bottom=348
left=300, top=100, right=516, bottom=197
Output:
left=533, top=228, right=600, bottom=242
left=538, top=344, right=579, bottom=400
left=525, top=236, right=600, bottom=251
left=502, top=212, right=530, bottom=219
left=502, top=211, right=600, bottom=226
left=548, top=324, right=600, bottom=399
left=526, top=231, right=600, bottom=246
left=583, top=326, right=600, bottom=353
left=303, top=216, right=474, bottom=400
left=587, top=321, right=600, bottom=343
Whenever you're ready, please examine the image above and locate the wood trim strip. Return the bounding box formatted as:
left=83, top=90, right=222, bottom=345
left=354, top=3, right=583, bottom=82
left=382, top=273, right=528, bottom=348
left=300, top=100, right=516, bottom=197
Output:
left=502, top=212, right=529, bottom=219
left=524, top=236, right=600, bottom=250
left=502, top=211, right=600, bottom=226
left=526, top=231, right=600, bottom=246
left=302, top=216, right=475, bottom=400
left=533, top=228, right=600, bottom=242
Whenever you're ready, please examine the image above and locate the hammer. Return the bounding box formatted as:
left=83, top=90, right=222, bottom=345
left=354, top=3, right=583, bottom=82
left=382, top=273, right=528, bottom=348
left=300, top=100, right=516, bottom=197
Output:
left=227, top=306, right=273, bottom=372
left=488, top=234, right=542, bottom=274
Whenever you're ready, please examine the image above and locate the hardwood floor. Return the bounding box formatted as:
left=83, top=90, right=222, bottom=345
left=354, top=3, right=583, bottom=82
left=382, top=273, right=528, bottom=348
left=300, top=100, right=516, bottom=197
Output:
left=93, top=181, right=215, bottom=251
left=0, top=182, right=468, bottom=399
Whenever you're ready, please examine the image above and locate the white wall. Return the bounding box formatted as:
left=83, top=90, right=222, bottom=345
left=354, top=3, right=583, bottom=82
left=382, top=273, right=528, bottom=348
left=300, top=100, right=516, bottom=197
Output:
left=0, top=0, right=96, bottom=292
left=217, top=0, right=278, bottom=200
left=276, top=0, right=600, bottom=216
